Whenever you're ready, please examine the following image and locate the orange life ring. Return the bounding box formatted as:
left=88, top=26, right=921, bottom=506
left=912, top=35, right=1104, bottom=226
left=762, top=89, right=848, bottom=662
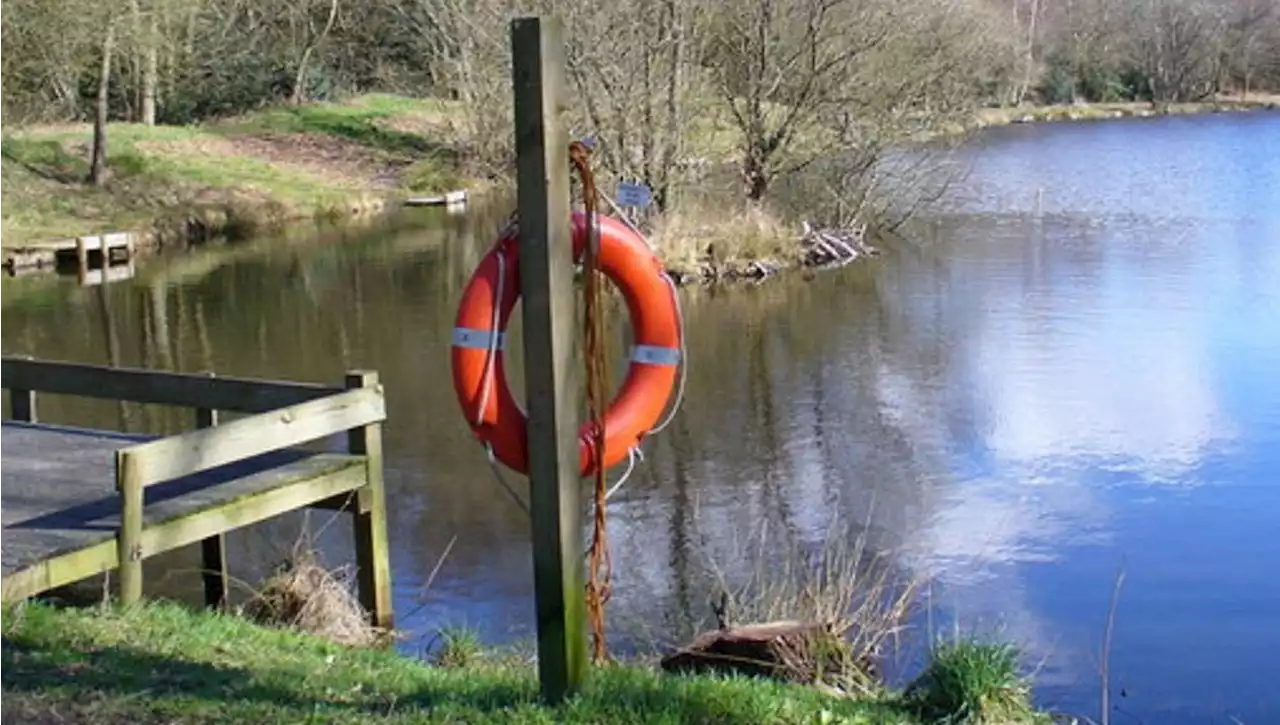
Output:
left=451, top=212, right=682, bottom=477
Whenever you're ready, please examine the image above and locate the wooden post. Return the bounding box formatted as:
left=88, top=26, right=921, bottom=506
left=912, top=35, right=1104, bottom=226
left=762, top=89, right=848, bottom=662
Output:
left=9, top=388, right=36, bottom=422
left=76, top=237, right=90, bottom=285
left=346, top=370, right=393, bottom=630
left=116, top=449, right=144, bottom=604
left=196, top=387, right=229, bottom=610
left=10, top=356, right=37, bottom=422
left=511, top=15, right=587, bottom=703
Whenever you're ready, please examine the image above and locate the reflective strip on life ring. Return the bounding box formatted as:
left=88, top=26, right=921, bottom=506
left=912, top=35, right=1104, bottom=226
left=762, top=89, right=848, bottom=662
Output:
left=450, top=212, right=681, bottom=477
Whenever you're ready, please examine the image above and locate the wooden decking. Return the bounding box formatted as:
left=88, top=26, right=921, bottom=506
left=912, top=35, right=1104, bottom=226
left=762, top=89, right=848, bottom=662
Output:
left=0, top=357, right=393, bottom=628
left=4, top=232, right=136, bottom=276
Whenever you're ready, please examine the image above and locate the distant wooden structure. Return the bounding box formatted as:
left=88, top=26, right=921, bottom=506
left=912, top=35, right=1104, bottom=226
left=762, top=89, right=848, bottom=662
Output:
left=0, top=357, right=393, bottom=629
left=403, top=190, right=468, bottom=209
left=4, top=232, right=137, bottom=276
left=77, top=260, right=137, bottom=287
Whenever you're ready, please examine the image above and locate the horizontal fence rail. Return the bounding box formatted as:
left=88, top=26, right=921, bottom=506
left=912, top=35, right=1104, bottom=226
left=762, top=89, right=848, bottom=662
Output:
left=119, top=386, right=386, bottom=487
left=1, top=356, right=343, bottom=414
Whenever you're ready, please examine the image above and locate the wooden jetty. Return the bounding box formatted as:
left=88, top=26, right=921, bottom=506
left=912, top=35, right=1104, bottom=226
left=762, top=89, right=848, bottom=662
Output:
left=77, top=260, right=137, bottom=287
left=4, top=232, right=136, bottom=275
left=0, top=356, right=393, bottom=628
left=403, top=189, right=468, bottom=208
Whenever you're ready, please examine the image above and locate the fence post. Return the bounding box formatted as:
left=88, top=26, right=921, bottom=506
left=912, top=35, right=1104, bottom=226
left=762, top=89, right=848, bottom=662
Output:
left=9, top=355, right=37, bottom=422
left=116, top=450, right=144, bottom=604
left=346, top=370, right=393, bottom=630
left=195, top=377, right=229, bottom=610
left=10, top=389, right=37, bottom=422
left=511, top=14, right=588, bottom=703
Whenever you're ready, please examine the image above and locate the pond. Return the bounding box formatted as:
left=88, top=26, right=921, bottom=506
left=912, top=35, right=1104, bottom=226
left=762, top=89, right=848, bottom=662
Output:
left=4, top=109, right=1278, bottom=724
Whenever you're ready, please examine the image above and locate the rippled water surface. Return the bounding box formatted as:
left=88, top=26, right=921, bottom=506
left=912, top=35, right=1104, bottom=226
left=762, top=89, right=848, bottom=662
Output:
left=4, top=110, right=1279, bottom=724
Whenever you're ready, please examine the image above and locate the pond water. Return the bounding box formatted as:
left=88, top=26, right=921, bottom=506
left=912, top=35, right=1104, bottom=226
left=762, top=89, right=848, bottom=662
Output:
left=4, top=110, right=1279, bottom=724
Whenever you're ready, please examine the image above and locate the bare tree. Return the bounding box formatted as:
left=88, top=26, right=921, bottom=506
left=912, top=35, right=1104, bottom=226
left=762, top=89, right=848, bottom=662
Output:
left=141, top=0, right=159, bottom=124
left=564, top=0, right=708, bottom=212
left=1127, top=0, right=1227, bottom=103
left=1017, top=0, right=1042, bottom=105
left=396, top=0, right=517, bottom=173
left=291, top=0, right=341, bottom=104
left=702, top=0, right=898, bottom=203
left=1225, top=0, right=1278, bottom=99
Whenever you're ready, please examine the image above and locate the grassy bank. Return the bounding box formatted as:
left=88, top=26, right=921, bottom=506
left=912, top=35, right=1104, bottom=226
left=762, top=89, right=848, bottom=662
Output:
left=1, top=600, right=1052, bottom=725
left=0, top=94, right=474, bottom=250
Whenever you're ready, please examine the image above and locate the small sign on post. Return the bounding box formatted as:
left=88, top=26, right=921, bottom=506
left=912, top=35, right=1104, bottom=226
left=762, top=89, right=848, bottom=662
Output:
left=510, top=15, right=589, bottom=704
left=616, top=181, right=653, bottom=209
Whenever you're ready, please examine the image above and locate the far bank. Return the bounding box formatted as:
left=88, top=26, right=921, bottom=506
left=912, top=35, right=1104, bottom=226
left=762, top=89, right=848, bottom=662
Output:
left=3, top=92, right=1275, bottom=284
left=0, top=94, right=485, bottom=266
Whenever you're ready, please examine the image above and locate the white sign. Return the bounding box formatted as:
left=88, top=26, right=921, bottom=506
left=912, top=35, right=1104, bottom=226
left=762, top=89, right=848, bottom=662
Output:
left=616, top=182, right=653, bottom=209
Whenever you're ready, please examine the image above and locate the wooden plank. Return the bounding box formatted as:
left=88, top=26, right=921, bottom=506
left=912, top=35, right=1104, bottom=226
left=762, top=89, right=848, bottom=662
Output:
left=404, top=190, right=468, bottom=207
left=1, top=357, right=343, bottom=414
left=4, top=248, right=59, bottom=271
left=138, top=462, right=365, bottom=556
left=346, top=371, right=393, bottom=630
left=0, top=459, right=364, bottom=603
left=511, top=15, right=588, bottom=703
left=308, top=491, right=367, bottom=514
left=12, top=239, right=80, bottom=252
left=120, top=386, right=384, bottom=487
left=102, top=232, right=132, bottom=249
left=1, top=539, right=118, bottom=603
left=1, top=421, right=360, bottom=577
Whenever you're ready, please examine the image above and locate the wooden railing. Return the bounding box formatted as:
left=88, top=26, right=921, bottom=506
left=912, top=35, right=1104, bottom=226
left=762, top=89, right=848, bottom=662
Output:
left=1, top=356, right=392, bottom=625
left=2, top=355, right=345, bottom=421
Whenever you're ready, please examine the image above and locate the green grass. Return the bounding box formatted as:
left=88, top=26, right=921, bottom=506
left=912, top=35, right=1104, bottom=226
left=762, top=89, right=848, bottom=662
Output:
left=220, top=96, right=455, bottom=158
left=1, top=94, right=468, bottom=248
left=1, top=600, right=935, bottom=725
left=904, top=640, right=1048, bottom=725
left=428, top=624, right=485, bottom=669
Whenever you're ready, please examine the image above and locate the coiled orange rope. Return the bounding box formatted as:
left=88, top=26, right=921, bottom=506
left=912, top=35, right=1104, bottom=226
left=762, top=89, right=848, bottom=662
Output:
left=570, top=140, right=612, bottom=665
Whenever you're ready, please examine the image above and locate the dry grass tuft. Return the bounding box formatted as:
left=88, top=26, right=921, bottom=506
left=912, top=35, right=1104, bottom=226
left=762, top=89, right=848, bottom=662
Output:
left=649, top=201, right=798, bottom=279
left=241, top=547, right=384, bottom=648
left=667, top=512, right=924, bottom=695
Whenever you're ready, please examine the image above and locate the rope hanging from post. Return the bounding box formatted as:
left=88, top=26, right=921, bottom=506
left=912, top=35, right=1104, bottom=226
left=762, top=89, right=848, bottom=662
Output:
left=570, top=140, right=613, bottom=665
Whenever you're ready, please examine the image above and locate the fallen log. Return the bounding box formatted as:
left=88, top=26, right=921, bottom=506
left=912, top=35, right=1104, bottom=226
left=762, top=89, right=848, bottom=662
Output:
left=660, top=620, right=872, bottom=683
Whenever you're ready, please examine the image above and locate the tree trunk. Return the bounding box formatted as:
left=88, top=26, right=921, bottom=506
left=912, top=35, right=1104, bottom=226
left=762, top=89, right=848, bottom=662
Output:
left=142, top=1, right=158, bottom=125
left=658, top=0, right=686, bottom=214
left=743, top=151, right=769, bottom=202
left=1018, top=0, right=1041, bottom=105
left=291, top=0, right=341, bottom=105
left=89, top=20, right=117, bottom=187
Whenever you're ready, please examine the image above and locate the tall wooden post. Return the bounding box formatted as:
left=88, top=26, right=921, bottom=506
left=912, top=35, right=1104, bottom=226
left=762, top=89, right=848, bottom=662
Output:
left=346, top=370, right=394, bottom=631
left=511, top=15, right=587, bottom=704
left=195, top=378, right=229, bottom=611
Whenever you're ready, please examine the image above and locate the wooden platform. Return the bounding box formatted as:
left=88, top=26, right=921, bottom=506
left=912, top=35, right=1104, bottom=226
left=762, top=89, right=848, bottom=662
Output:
left=3, top=232, right=136, bottom=275
left=0, top=357, right=393, bottom=627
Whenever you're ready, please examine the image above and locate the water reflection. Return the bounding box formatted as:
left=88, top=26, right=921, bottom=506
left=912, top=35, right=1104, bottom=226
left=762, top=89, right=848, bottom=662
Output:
left=3, top=111, right=1279, bottom=724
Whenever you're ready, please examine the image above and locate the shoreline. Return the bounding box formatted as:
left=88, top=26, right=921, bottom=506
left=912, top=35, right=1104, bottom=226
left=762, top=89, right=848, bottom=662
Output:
left=969, top=96, right=1279, bottom=131
left=1, top=94, right=489, bottom=275
left=4, top=94, right=1275, bottom=283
